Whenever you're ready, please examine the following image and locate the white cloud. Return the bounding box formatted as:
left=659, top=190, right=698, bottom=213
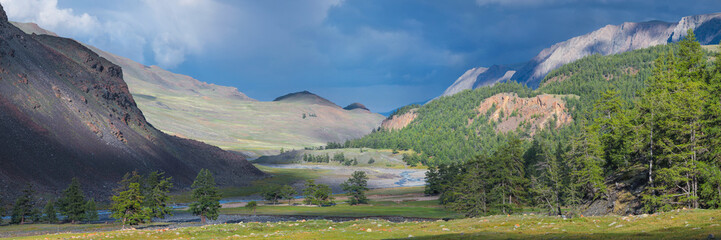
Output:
left=0, top=0, right=233, bottom=69
left=0, top=0, right=99, bottom=36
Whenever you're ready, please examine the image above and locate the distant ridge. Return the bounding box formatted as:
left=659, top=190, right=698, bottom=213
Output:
left=343, top=102, right=370, bottom=111
left=273, top=90, right=341, bottom=108
left=441, top=12, right=721, bottom=96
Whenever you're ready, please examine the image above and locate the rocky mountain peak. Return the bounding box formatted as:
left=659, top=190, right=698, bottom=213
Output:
left=442, top=11, right=721, bottom=97
left=0, top=4, right=7, bottom=23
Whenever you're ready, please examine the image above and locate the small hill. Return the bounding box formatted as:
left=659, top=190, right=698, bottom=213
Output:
left=273, top=90, right=340, bottom=108
left=0, top=5, right=264, bottom=199
left=343, top=102, right=370, bottom=111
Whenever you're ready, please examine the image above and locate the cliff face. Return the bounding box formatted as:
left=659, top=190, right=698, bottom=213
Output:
left=0, top=4, right=264, bottom=199
left=442, top=12, right=721, bottom=95
left=475, top=93, right=573, bottom=134
left=381, top=109, right=418, bottom=131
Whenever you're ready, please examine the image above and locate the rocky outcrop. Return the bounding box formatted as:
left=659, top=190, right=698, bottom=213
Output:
left=476, top=93, right=573, bottom=134
left=0, top=4, right=265, bottom=200
left=344, top=102, right=370, bottom=111
left=381, top=109, right=418, bottom=131
left=442, top=12, right=721, bottom=95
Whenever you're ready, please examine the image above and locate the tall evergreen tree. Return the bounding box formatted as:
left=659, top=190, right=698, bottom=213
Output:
left=565, top=122, right=606, bottom=209
left=111, top=182, right=149, bottom=229
left=341, top=171, right=369, bottom=205
left=57, top=178, right=87, bottom=223
left=85, top=198, right=98, bottom=221
left=189, top=169, right=222, bottom=224
left=531, top=140, right=565, bottom=216
left=446, top=156, right=490, bottom=217
left=280, top=185, right=297, bottom=205
left=487, top=136, right=528, bottom=214
left=43, top=200, right=58, bottom=223
left=594, top=89, right=634, bottom=170
left=143, top=172, right=174, bottom=219
left=10, top=185, right=35, bottom=224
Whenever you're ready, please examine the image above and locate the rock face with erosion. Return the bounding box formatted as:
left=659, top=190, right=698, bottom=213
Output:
left=476, top=93, right=573, bottom=134
left=0, top=4, right=264, bottom=199
left=381, top=109, right=418, bottom=131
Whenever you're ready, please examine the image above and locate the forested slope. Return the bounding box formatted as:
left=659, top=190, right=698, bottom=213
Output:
left=348, top=43, right=676, bottom=167
left=351, top=31, right=721, bottom=216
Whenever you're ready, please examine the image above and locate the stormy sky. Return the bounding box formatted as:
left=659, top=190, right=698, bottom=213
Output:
left=2, top=0, right=721, bottom=112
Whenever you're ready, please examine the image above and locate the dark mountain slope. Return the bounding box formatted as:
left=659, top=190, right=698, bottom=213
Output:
left=343, top=102, right=370, bottom=111
left=273, top=90, right=341, bottom=108
left=0, top=5, right=264, bottom=198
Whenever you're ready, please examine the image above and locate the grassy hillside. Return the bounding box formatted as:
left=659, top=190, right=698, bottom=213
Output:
left=12, top=22, right=385, bottom=155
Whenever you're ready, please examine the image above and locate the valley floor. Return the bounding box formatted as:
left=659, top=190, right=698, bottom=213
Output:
left=7, top=209, right=721, bottom=239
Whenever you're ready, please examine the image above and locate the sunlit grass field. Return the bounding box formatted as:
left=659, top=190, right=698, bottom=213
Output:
left=14, top=209, right=721, bottom=239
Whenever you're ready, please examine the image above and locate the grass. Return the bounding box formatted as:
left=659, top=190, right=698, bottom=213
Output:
left=218, top=200, right=459, bottom=219
left=16, top=209, right=721, bottom=239
left=253, top=148, right=427, bottom=169
left=125, top=78, right=385, bottom=154
left=0, top=222, right=169, bottom=238
left=170, top=164, right=325, bottom=202
left=365, top=186, right=425, bottom=196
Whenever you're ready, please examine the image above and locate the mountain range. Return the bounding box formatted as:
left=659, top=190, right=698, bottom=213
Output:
left=13, top=22, right=385, bottom=156
left=441, top=12, right=721, bottom=97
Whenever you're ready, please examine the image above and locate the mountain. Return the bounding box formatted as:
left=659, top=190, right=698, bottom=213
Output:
left=343, top=102, right=370, bottom=111
left=441, top=65, right=516, bottom=97
left=0, top=5, right=264, bottom=198
left=12, top=23, right=384, bottom=156
left=273, top=90, right=340, bottom=108
left=442, top=12, right=721, bottom=95
left=349, top=42, right=676, bottom=166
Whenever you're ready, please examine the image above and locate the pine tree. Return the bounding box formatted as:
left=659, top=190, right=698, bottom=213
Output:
left=85, top=198, right=98, bottom=221
left=531, top=140, right=565, bottom=216
left=261, top=185, right=283, bottom=204
left=189, top=169, right=221, bottom=224
left=565, top=122, right=606, bottom=211
left=245, top=201, right=257, bottom=215
left=302, top=180, right=317, bottom=205
left=487, top=136, right=528, bottom=214
left=111, top=182, right=149, bottom=229
left=594, top=89, right=634, bottom=170
left=57, top=178, right=87, bottom=224
left=644, top=30, right=707, bottom=210
left=11, top=185, right=35, bottom=224
left=280, top=185, right=297, bottom=205
left=302, top=180, right=334, bottom=206
left=143, top=171, right=173, bottom=219
left=446, top=156, right=490, bottom=217
left=43, top=201, right=58, bottom=223
left=341, top=171, right=369, bottom=205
